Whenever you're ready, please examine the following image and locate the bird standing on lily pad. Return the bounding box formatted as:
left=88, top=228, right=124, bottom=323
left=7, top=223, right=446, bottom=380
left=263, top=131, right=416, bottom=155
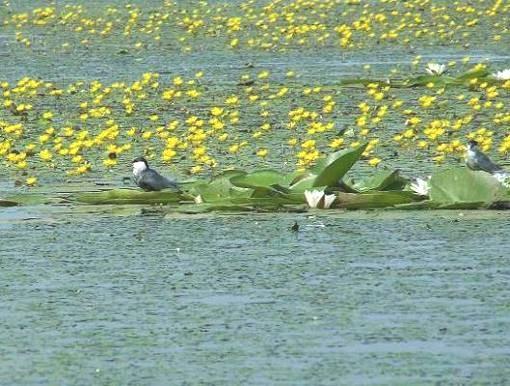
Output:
left=465, top=140, right=510, bottom=185
left=132, top=157, right=180, bottom=192
left=465, top=141, right=506, bottom=174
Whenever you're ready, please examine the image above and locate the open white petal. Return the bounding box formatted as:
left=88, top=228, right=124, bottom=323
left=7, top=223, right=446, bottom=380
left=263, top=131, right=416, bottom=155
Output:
left=323, top=194, right=336, bottom=209
left=304, top=190, right=324, bottom=209
left=425, top=63, right=446, bottom=76
left=492, top=69, right=510, bottom=81
left=409, top=177, right=430, bottom=196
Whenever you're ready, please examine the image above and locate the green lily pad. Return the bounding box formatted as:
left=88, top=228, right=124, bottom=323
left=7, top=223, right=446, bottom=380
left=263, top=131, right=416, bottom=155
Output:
left=4, top=193, right=53, bottom=206
left=429, top=168, right=507, bottom=207
left=455, top=68, right=490, bottom=81
left=71, top=189, right=184, bottom=205
left=312, top=143, right=368, bottom=188
left=288, top=174, right=316, bottom=193
left=230, top=169, right=292, bottom=189
left=191, top=170, right=252, bottom=203
left=353, top=169, right=408, bottom=192
left=333, top=191, right=422, bottom=209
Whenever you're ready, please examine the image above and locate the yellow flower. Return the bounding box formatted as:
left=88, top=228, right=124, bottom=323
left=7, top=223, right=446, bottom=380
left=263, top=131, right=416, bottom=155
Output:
left=329, top=138, right=344, bottom=149
left=229, top=144, right=240, bottom=154
left=287, top=138, right=298, bottom=146
left=256, top=148, right=268, bottom=158
left=257, top=70, right=269, bottom=79
left=186, top=89, right=201, bottom=98
left=368, top=157, right=381, bottom=167
left=210, top=107, right=224, bottom=116
left=16, top=160, right=28, bottom=169
left=103, top=158, right=117, bottom=168
left=162, top=148, right=177, bottom=161
left=42, top=111, right=53, bottom=120
left=173, top=76, right=183, bottom=86
left=418, top=95, right=436, bottom=108
left=26, top=176, right=37, bottom=186
left=301, top=139, right=316, bottom=149
left=225, top=95, right=239, bottom=105
left=190, top=165, right=202, bottom=174
left=39, top=149, right=52, bottom=161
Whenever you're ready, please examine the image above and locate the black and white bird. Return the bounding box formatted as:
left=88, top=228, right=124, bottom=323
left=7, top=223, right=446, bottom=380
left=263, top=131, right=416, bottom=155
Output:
left=465, top=140, right=509, bottom=184
left=132, top=156, right=180, bottom=192
left=465, top=140, right=504, bottom=174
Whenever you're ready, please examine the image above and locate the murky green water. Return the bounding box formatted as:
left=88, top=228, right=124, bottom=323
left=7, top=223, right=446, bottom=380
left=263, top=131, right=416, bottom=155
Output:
left=1, top=207, right=510, bottom=384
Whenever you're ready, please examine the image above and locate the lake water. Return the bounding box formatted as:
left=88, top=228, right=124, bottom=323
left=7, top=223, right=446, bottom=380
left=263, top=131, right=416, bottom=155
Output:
left=1, top=207, right=510, bottom=384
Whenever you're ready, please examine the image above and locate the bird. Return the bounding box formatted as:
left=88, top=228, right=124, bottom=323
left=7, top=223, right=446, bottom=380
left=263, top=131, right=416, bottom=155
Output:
left=132, top=156, right=180, bottom=192
left=290, top=221, right=299, bottom=232
left=465, top=140, right=505, bottom=174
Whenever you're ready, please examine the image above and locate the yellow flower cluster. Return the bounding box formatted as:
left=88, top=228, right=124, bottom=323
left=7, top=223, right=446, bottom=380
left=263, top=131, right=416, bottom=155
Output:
left=0, top=0, right=509, bottom=187
left=2, top=0, right=508, bottom=53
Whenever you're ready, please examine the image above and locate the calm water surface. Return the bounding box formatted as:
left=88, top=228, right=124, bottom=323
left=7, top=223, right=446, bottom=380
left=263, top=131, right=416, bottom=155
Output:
left=1, top=207, right=509, bottom=385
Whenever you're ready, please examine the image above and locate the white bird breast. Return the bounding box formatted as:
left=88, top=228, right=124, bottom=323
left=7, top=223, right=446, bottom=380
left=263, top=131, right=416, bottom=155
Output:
left=132, top=161, right=148, bottom=177
left=465, top=147, right=476, bottom=161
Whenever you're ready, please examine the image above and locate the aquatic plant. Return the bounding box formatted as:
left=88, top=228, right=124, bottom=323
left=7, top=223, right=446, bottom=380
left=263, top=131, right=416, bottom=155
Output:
left=492, top=69, right=510, bottom=81
left=62, top=147, right=510, bottom=212
left=425, top=63, right=447, bottom=76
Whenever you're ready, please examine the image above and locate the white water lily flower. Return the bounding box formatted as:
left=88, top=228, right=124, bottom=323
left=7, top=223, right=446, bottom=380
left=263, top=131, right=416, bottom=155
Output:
left=194, top=194, right=203, bottom=204
left=304, top=190, right=336, bottom=209
left=409, top=177, right=430, bottom=196
left=304, top=190, right=324, bottom=209
left=425, top=63, right=447, bottom=76
left=492, top=69, right=510, bottom=81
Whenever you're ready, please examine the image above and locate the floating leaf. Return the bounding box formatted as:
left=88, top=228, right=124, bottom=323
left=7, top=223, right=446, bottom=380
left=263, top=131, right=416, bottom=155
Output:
left=289, top=174, right=317, bottom=193
left=333, top=191, right=422, bottom=209
left=455, top=68, right=490, bottom=81
left=393, top=200, right=440, bottom=210
left=71, top=189, right=184, bottom=205
left=405, top=74, right=456, bottom=87
left=312, top=143, right=368, bottom=187
left=429, top=168, right=507, bottom=207
left=172, top=202, right=307, bottom=214
left=0, top=199, right=18, bottom=207
left=4, top=193, right=54, bottom=206
left=191, top=170, right=251, bottom=203
left=353, top=169, right=408, bottom=192
left=338, top=68, right=492, bottom=90
left=230, top=169, right=292, bottom=189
